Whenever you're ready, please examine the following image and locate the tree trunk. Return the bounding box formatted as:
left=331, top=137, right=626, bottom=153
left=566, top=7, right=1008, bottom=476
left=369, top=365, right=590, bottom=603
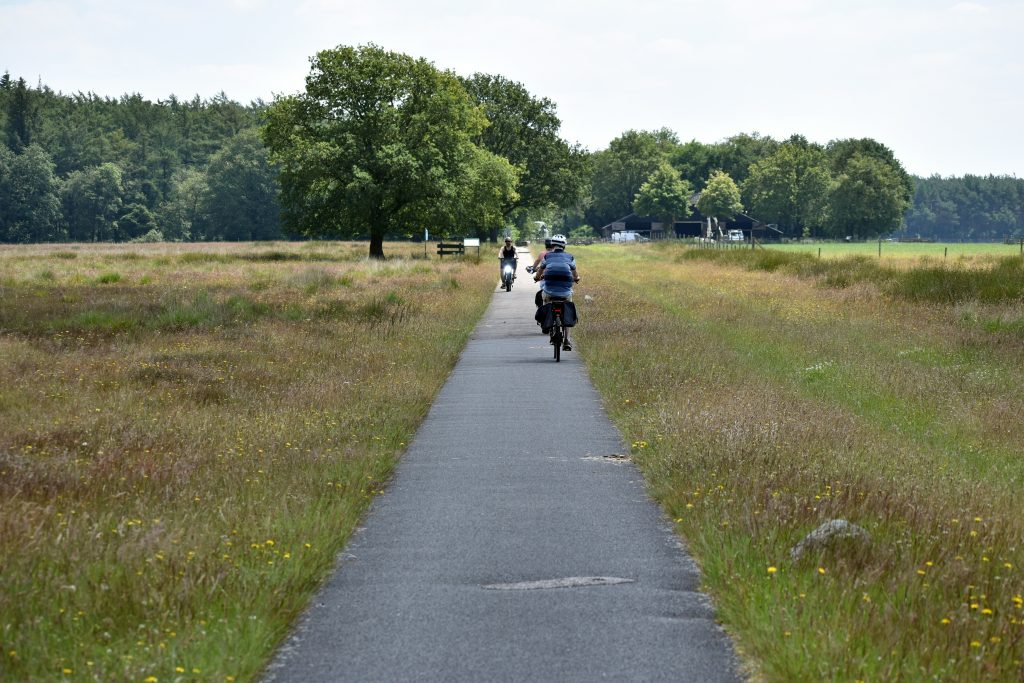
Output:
left=369, top=231, right=385, bottom=259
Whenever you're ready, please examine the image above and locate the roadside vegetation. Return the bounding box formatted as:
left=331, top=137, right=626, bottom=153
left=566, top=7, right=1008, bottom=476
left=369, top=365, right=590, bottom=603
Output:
left=765, top=241, right=1024, bottom=261
left=0, top=241, right=495, bottom=682
left=683, top=244, right=1024, bottom=306
left=575, top=242, right=1024, bottom=681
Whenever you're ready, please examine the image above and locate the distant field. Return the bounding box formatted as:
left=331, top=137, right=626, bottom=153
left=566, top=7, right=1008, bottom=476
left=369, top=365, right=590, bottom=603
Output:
left=575, top=242, right=1024, bottom=681
left=0, top=241, right=495, bottom=682
left=764, top=240, right=1024, bottom=261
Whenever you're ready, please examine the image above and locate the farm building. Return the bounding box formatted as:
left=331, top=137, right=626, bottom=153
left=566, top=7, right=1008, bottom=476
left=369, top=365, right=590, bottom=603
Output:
left=599, top=209, right=774, bottom=241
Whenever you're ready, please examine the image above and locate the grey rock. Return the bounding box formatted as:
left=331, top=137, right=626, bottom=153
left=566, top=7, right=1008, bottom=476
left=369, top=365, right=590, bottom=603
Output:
left=790, top=519, right=870, bottom=563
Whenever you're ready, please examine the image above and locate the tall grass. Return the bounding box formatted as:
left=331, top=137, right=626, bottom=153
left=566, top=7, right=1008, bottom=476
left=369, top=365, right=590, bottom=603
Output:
left=0, top=242, right=495, bottom=682
left=575, top=243, right=1024, bottom=681
left=681, top=245, right=1024, bottom=305
left=765, top=241, right=1024, bottom=260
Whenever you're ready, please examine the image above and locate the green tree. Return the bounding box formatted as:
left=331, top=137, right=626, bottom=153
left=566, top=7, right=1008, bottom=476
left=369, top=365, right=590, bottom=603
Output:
left=823, top=139, right=913, bottom=222
left=201, top=129, right=282, bottom=240
left=460, top=73, right=587, bottom=227
left=449, top=145, right=520, bottom=239
left=262, top=44, right=492, bottom=258
left=0, top=144, right=65, bottom=242
left=825, top=154, right=912, bottom=239
left=5, top=77, right=36, bottom=150
left=588, top=128, right=679, bottom=228
left=632, top=161, right=693, bottom=234
left=669, top=139, right=717, bottom=189
left=158, top=167, right=207, bottom=240
left=743, top=138, right=831, bottom=237
left=117, top=203, right=157, bottom=240
left=62, top=163, right=125, bottom=241
left=697, top=170, right=744, bottom=223
left=710, top=132, right=779, bottom=185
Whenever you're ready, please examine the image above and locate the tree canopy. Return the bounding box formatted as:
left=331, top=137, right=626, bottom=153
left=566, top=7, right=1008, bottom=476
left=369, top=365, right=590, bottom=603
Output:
left=587, top=128, right=679, bottom=228
left=2, top=66, right=1019, bottom=245
left=743, top=137, right=831, bottom=237
left=633, top=161, right=692, bottom=229
left=0, top=71, right=282, bottom=244
left=459, top=73, right=587, bottom=225
left=262, top=45, right=516, bottom=257
left=905, top=174, right=1024, bottom=241
left=697, top=170, right=743, bottom=222
left=0, top=144, right=63, bottom=242
left=826, top=153, right=912, bottom=239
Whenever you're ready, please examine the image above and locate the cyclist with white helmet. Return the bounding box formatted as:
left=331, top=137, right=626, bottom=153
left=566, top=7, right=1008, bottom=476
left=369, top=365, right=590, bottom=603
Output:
left=533, top=234, right=580, bottom=351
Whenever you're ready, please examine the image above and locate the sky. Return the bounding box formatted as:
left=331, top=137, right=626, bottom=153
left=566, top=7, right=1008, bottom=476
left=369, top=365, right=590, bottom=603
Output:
left=1, top=0, right=1021, bottom=177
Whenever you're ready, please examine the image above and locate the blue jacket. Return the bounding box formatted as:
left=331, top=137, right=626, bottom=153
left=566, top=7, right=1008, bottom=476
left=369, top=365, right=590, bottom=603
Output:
left=540, top=250, right=576, bottom=297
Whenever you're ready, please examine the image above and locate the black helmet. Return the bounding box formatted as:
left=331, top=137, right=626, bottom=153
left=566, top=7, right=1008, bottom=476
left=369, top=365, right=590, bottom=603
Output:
left=544, top=238, right=552, bottom=249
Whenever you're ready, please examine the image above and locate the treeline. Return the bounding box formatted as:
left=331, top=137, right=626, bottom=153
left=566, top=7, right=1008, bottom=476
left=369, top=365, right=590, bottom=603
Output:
left=567, top=130, right=1021, bottom=242
left=904, top=174, right=1024, bottom=241
left=2, top=67, right=1021, bottom=245
left=574, top=129, right=914, bottom=241
left=0, top=72, right=282, bottom=243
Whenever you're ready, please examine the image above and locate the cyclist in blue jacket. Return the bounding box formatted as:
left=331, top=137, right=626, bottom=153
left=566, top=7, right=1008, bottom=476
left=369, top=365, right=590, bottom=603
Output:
left=533, top=234, right=580, bottom=350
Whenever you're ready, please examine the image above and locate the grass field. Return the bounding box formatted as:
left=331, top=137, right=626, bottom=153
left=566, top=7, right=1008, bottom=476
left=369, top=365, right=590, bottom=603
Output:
left=6, top=238, right=1024, bottom=681
left=0, top=241, right=495, bottom=682
left=763, top=240, right=1024, bottom=262
left=574, top=242, right=1024, bottom=680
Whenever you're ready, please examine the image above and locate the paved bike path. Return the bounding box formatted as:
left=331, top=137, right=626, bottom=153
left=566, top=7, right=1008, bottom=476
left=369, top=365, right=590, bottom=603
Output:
left=264, top=256, right=742, bottom=682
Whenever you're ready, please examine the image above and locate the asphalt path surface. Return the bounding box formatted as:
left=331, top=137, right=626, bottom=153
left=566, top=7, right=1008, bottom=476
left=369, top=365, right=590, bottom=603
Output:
left=264, top=254, right=742, bottom=682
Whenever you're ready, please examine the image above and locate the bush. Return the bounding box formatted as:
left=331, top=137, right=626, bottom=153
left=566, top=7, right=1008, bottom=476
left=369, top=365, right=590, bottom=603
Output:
left=131, top=228, right=165, bottom=243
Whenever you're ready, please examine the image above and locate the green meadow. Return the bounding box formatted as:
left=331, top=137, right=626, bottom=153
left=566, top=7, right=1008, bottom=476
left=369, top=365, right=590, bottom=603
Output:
left=765, top=240, right=1024, bottom=261
left=575, top=242, right=1024, bottom=680
left=0, top=242, right=495, bottom=682
left=4, top=239, right=1024, bottom=681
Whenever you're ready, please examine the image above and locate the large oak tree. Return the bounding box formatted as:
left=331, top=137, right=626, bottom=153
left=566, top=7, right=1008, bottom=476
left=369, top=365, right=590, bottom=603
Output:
left=743, top=136, right=831, bottom=237
left=263, top=44, right=514, bottom=258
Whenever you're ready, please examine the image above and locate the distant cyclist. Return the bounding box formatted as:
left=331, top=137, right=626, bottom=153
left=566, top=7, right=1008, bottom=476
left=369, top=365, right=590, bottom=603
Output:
left=533, top=234, right=580, bottom=350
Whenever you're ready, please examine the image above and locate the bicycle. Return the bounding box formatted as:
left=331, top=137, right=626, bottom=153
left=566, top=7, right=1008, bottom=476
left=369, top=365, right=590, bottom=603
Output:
left=545, top=298, right=572, bottom=362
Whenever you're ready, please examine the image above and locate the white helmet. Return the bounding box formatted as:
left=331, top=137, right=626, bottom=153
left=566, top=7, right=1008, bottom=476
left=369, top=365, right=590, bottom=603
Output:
left=550, top=234, right=567, bottom=248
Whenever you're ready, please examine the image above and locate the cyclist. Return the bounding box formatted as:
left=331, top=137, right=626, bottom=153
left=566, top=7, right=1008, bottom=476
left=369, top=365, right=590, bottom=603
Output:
left=533, top=234, right=580, bottom=351
left=528, top=238, right=553, bottom=308
left=530, top=238, right=552, bottom=272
